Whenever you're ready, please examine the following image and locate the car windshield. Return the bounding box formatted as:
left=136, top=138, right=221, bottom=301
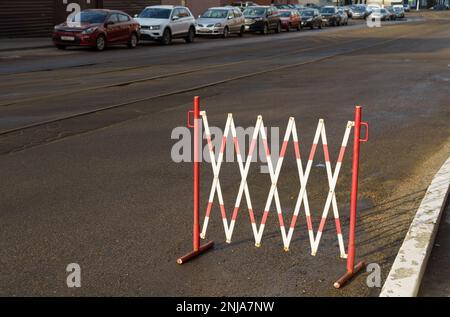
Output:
left=200, top=9, right=228, bottom=19
left=71, top=11, right=107, bottom=23
left=353, top=7, right=365, bottom=12
left=320, top=7, right=335, bottom=13
left=243, top=7, right=266, bottom=16
left=138, top=8, right=171, bottom=19
left=301, top=11, right=314, bottom=16
left=280, top=11, right=291, bottom=17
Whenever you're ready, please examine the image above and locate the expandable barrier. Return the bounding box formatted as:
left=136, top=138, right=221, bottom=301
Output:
left=177, top=96, right=369, bottom=289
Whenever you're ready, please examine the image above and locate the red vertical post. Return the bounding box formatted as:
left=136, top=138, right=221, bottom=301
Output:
left=347, top=106, right=361, bottom=273
left=334, top=106, right=367, bottom=288
left=177, top=96, right=214, bottom=264
left=193, top=96, right=200, bottom=252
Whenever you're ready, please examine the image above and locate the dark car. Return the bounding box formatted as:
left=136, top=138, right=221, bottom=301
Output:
left=392, top=6, right=405, bottom=18
left=300, top=9, right=323, bottom=29
left=431, top=4, right=449, bottom=10
left=243, top=6, right=281, bottom=34
left=279, top=9, right=301, bottom=31
left=306, top=3, right=321, bottom=10
left=320, top=6, right=342, bottom=26
left=52, top=9, right=140, bottom=51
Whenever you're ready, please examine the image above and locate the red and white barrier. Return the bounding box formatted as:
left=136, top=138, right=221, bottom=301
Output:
left=177, top=96, right=369, bottom=289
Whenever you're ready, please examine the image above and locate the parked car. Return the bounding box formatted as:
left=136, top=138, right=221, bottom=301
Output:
left=274, top=4, right=292, bottom=10
left=196, top=7, right=245, bottom=37
left=279, top=9, right=301, bottom=31
left=135, top=5, right=196, bottom=45
left=392, top=6, right=405, bottom=19
left=403, top=3, right=411, bottom=11
left=299, top=9, right=323, bottom=29
left=320, top=6, right=342, bottom=26
left=337, top=9, right=349, bottom=25
left=306, top=3, right=321, bottom=10
left=431, top=4, right=449, bottom=10
left=230, top=1, right=258, bottom=11
left=293, top=4, right=306, bottom=10
left=341, top=6, right=353, bottom=18
left=351, top=5, right=370, bottom=19
left=385, top=7, right=396, bottom=20
left=52, top=9, right=140, bottom=51
left=369, top=8, right=390, bottom=21
left=243, top=6, right=281, bottom=34
left=367, top=4, right=381, bottom=11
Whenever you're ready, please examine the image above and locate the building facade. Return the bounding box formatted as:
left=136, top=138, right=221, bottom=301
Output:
left=0, top=0, right=292, bottom=38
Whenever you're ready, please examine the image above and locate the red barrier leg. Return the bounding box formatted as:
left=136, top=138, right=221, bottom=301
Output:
left=177, top=96, right=214, bottom=265
left=334, top=106, right=368, bottom=288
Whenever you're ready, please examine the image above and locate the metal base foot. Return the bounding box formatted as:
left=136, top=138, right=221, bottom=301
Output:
left=177, top=241, right=214, bottom=264
left=333, top=261, right=365, bottom=289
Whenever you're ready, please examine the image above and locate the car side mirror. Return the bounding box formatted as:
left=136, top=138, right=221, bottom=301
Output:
left=172, top=15, right=179, bottom=21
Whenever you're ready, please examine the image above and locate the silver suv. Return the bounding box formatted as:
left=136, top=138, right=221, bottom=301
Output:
left=196, top=7, right=245, bottom=38
left=135, top=5, right=196, bottom=45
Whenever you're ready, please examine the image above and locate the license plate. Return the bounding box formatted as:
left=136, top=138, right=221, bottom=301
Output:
left=199, top=28, right=210, bottom=32
left=61, top=36, right=75, bottom=41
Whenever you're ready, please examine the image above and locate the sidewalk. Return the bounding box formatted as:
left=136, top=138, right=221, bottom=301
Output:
left=0, top=38, right=53, bottom=52
left=419, top=198, right=450, bottom=296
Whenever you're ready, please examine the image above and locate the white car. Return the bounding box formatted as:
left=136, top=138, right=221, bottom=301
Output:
left=367, top=4, right=381, bottom=12
left=135, top=5, right=196, bottom=45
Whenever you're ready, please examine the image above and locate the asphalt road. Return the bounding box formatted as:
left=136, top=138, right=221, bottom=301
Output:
left=0, top=12, right=449, bottom=296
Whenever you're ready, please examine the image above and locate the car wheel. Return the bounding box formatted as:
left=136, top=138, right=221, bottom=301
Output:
left=275, top=22, right=281, bottom=33
left=310, top=24, right=314, bottom=30
left=56, top=45, right=66, bottom=50
left=128, top=32, right=138, bottom=49
left=161, top=28, right=172, bottom=45
left=222, top=27, right=229, bottom=38
left=185, top=27, right=195, bottom=43
left=238, top=26, right=244, bottom=37
left=318, top=22, right=322, bottom=29
left=261, top=23, right=268, bottom=35
left=95, top=35, right=106, bottom=51
left=296, top=23, right=301, bottom=31
left=286, top=24, right=290, bottom=32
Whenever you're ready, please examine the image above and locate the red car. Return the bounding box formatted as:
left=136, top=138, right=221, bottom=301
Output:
left=52, top=9, right=140, bottom=51
left=279, top=9, right=301, bottom=31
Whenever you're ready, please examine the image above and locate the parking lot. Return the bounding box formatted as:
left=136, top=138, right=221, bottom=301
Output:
left=0, top=10, right=449, bottom=296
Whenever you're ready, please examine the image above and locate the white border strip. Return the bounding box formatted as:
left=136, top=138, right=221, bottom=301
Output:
left=380, top=156, right=450, bottom=297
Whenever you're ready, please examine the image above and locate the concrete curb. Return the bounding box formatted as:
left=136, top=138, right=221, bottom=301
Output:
left=380, top=156, right=450, bottom=297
